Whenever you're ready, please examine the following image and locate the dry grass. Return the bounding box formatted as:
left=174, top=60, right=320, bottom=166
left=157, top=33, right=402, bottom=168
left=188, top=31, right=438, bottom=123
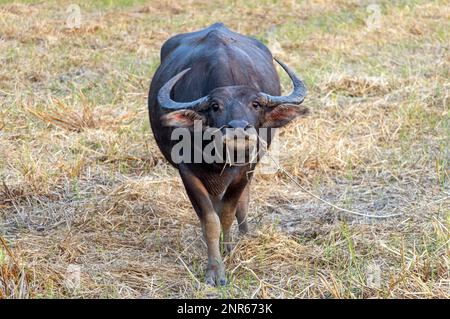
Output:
left=25, top=94, right=138, bottom=132
left=0, top=0, right=449, bottom=298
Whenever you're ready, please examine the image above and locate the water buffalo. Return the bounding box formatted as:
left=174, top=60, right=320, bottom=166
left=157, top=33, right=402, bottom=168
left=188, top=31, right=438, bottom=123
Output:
left=148, top=23, right=308, bottom=286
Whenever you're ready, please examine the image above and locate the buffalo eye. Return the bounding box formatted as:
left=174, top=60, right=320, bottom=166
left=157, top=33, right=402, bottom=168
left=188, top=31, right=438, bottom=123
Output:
left=252, top=101, right=261, bottom=109
left=210, top=102, right=220, bottom=112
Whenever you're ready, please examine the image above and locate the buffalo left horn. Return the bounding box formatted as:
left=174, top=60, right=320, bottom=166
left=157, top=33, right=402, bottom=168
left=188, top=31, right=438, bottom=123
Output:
left=260, top=58, right=307, bottom=106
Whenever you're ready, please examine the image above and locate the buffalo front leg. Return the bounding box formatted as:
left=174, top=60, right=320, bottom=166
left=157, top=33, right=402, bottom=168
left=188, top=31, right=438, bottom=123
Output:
left=179, top=165, right=226, bottom=286
left=201, top=212, right=225, bottom=286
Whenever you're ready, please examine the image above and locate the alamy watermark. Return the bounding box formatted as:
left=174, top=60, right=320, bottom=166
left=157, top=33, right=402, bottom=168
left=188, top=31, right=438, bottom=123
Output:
left=66, top=4, right=82, bottom=29
left=366, top=4, right=382, bottom=31
left=64, top=264, right=81, bottom=291
left=169, top=122, right=280, bottom=174
left=366, top=262, right=381, bottom=289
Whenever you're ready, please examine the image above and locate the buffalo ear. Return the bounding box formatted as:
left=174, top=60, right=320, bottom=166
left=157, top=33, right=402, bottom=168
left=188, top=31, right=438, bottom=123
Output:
left=160, top=110, right=206, bottom=128
left=262, top=104, right=309, bottom=128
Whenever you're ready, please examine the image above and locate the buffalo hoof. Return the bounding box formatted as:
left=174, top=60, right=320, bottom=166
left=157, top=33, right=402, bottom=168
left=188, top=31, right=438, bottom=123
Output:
left=222, top=232, right=234, bottom=255
left=205, top=261, right=227, bottom=287
left=238, top=222, right=248, bottom=235
left=223, top=242, right=234, bottom=255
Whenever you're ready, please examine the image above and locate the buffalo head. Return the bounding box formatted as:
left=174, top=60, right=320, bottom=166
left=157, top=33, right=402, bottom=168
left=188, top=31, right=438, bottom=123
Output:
left=159, top=59, right=308, bottom=152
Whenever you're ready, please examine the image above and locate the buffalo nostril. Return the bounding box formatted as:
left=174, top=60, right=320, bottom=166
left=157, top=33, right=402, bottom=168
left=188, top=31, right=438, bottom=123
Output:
left=228, top=120, right=249, bottom=129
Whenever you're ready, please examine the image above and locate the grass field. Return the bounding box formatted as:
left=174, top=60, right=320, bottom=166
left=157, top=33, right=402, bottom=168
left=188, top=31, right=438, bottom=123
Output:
left=0, top=0, right=448, bottom=298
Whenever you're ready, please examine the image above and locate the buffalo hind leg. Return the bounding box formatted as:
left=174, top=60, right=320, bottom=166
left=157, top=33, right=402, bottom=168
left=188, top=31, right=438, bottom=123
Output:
left=179, top=165, right=226, bottom=286
left=220, top=182, right=249, bottom=255
left=220, top=202, right=236, bottom=255
left=236, top=184, right=249, bottom=235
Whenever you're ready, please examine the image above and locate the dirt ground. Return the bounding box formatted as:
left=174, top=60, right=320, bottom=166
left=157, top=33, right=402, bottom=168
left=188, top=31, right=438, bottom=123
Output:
left=0, top=0, right=449, bottom=298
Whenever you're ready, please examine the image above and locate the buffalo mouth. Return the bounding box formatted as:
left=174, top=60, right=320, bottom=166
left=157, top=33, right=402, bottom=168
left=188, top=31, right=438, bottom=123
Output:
left=221, top=127, right=259, bottom=165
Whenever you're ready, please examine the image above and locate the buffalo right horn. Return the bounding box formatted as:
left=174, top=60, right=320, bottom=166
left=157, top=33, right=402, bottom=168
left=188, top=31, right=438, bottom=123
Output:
left=158, top=68, right=209, bottom=110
